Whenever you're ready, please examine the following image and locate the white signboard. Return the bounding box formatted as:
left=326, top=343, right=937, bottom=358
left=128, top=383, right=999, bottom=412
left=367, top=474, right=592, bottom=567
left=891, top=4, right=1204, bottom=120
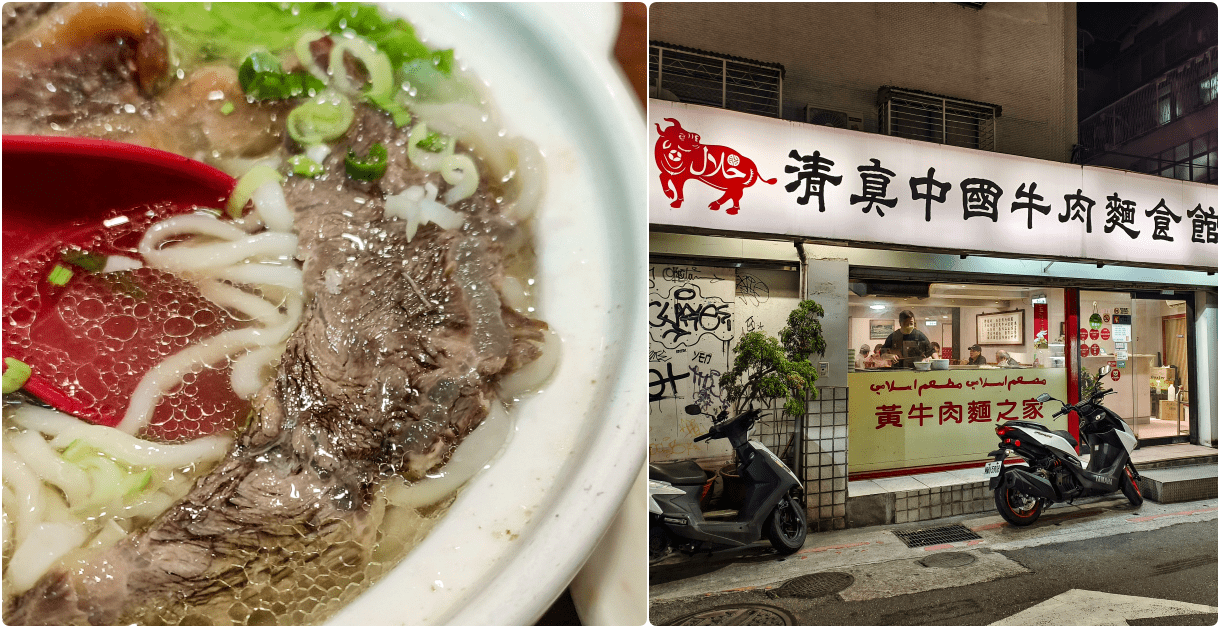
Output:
left=1112, top=324, right=1132, bottom=342
left=650, top=100, right=1218, bottom=271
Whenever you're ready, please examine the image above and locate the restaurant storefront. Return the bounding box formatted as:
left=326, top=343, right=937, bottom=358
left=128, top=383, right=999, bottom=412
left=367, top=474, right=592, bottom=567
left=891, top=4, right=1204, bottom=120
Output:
left=648, top=99, right=1219, bottom=527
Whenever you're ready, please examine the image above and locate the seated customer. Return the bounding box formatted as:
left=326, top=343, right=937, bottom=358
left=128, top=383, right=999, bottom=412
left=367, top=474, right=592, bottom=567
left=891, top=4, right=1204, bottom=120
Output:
left=961, top=344, right=988, bottom=366
left=995, top=350, right=1020, bottom=367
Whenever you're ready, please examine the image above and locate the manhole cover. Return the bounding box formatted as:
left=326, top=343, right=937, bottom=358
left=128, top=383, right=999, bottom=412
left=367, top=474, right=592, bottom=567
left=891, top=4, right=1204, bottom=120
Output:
left=919, top=551, right=977, bottom=568
left=773, top=572, right=854, bottom=599
left=892, top=523, right=982, bottom=548
left=666, top=604, right=795, bottom=626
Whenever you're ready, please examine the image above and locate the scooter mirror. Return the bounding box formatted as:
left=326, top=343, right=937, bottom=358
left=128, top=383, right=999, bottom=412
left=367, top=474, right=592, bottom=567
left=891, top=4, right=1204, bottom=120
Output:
left=1036, top=393, right=1052, bottom=403
left=684, top=404, right=702, bottom=416
left=1098, top=364, right=1111, bottom=377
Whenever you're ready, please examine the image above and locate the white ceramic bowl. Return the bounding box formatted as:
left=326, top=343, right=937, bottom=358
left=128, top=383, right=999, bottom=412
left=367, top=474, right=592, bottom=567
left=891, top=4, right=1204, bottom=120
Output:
left=914, top=361, right=932, bottom=371
left=931, top=359, right=951, bottom=370
left=327, top=4, right=645, bottom=625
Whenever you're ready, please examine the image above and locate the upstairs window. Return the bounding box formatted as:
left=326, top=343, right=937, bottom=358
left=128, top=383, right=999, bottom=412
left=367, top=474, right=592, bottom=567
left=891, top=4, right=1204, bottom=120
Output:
left=649, top=41, right=784, bottom=118
left=877, top=87, right=1001, bottom=151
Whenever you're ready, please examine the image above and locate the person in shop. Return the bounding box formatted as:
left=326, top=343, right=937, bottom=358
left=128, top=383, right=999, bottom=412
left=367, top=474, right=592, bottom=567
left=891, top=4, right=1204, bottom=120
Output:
left=930, top=342, right=942, bottom=359
left=880, top=310, right=934, bottom=369
left=863, top=344, right=894, bottom=368
left=962, top=344, right=988, bottom=366
left=995, top=349, right=1021, bottom=367
left=856, top=344, right=872, bottom=368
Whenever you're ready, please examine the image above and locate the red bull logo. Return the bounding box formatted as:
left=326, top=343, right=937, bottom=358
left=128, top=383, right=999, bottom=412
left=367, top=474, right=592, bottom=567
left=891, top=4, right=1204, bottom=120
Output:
left=654, top=118, right=776, bottom=215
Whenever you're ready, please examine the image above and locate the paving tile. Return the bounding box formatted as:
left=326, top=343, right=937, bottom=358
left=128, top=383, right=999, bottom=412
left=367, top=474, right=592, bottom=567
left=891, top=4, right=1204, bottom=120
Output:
left=848, top=479, right=886, bottom=497
left=872, top=475, right=927, bottom=493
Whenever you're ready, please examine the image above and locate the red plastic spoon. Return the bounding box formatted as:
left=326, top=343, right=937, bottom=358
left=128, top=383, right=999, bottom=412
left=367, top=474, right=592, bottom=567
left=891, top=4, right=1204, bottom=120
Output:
left=3, top=135, right=246, bottom=439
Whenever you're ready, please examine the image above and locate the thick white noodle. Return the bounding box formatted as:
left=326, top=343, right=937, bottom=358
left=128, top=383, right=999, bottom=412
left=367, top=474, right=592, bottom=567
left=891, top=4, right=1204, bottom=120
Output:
left=503, top=136, right=545, bottom=223
left=251, top=180, right=294, bottom=233
left=497, top=329, right=561, bottom=398
left=140, top=213, right=249, bottom=243
left=211, top=264, right=304, bottom=293
left=2, top=452, right=43, bottom=550
left=230, top=344, right=285, bottom=399
left=6, top=522, right=86, bottom=594
left=7, top=429, right=90, bottom=508
left=119, top=328, right=264, bottom=434
left=440, top=153, right=478, bottom=204
left=196, top=280, right=283, bottom=322
left=139, top=232, right=298, bottom=273
left=384, top=400, right=512, bottom=509
left=12, top=405, right=232, bottom=468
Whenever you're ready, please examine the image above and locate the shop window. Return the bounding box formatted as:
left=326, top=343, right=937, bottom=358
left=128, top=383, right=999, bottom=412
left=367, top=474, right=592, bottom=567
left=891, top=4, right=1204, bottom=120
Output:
left=877, top=87, right=999, bottom=151
left=846, top=284, right=1068, bottom=475
left=648, top=42, right=784, bottom=119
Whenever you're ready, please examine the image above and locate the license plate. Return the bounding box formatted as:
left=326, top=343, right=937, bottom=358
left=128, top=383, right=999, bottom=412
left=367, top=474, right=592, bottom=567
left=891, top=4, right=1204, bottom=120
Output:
left=983, top=461, right=1003, bottom=477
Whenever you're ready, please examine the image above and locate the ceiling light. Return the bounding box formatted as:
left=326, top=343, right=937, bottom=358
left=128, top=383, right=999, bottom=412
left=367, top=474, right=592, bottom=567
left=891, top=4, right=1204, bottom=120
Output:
left=870, top=305, right=885, bottom=310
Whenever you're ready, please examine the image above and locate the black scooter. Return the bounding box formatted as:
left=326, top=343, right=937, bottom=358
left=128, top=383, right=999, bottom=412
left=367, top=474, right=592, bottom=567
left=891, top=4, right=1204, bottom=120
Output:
left=648, top=405, right=807, bottom=563
left=985, top=365, right=1143, bottom=526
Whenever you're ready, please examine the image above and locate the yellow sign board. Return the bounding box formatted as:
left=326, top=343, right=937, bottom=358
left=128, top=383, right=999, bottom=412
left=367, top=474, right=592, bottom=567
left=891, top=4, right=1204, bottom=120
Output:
left=848, top=368, right=1069, bottom=474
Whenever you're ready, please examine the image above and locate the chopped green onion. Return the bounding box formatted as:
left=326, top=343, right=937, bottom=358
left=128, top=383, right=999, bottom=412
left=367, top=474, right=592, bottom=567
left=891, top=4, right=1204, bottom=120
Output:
left=416, top=131, right=449, bottom=153
left=226, top=165, right=284, bottom=219
left=124, top=468, right=154, bottom=496
left=289, top=154, right=326, bottom=178
left=61, top=439, right=91, bottom=464
left=328, top=35, right=394, bottom=99
left=61, top=250, right=107, bottom=273
left=345, top=143, right=388, bottom=182
left=367, top=92, right=411, bottom=127
left=47, top=264, right=73, bottom=286
left=238, top=49, right=325, bottom=101
left=220, top=101, right=235, bottom=115
left=293, top=29, right=331, bottom=84
left=2, top=358, right=31, bottom=394
left=286, top=91, right=354, bottom=146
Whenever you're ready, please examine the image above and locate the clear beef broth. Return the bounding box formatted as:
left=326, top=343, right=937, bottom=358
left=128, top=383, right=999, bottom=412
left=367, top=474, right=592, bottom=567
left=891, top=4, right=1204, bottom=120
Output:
left=2, top=3, right=545, bottom=624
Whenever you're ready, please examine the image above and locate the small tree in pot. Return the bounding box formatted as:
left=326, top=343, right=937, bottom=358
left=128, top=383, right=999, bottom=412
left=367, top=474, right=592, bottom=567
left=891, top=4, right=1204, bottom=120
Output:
left=720, top=299, right=826, bottom=417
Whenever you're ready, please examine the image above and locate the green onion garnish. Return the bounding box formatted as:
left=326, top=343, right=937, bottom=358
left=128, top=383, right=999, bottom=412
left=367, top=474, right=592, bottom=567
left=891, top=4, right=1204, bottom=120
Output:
left=238, top=50, right=325, bottom=101
left=289, top=154, right=326, bottom=178
left=367, top=92, right=411, bottom=128
left=2, top=358, right=31, bottom=394
left=286, top=91, right=355, bottom=146
left=61, top=250, right=107, bottom=273
left=345, top=143, right=388, bottom=182
left=47, top=264, right=73, bottom=286
left=416, top=131, right=449, bottom=153
left=220, top=101, right=235, bottom=115
left=227, top=165, right=284, bottom=219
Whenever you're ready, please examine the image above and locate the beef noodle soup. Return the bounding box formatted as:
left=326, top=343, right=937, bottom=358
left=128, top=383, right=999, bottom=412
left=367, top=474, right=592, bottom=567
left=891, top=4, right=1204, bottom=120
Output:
left=1, top=3, right=556, bottom=624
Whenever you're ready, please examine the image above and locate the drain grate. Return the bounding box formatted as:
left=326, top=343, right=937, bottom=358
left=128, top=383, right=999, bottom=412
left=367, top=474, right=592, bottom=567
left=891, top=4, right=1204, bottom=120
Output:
left=919, top=551, right=977, bottom=568
left=773, top=572, right=854, bottom=599
left=666, top=604, right=795, bottom=626
left=892, top=523, right=982, bottom=548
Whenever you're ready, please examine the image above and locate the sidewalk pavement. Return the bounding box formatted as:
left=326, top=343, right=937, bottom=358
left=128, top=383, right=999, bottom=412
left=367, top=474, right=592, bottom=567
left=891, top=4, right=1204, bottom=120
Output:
left=844, top=443, right=1217, bottom=528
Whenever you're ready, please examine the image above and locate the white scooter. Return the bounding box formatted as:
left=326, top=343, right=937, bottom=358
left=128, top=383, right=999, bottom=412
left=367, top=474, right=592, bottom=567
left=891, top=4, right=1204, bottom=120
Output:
left=985, top=364, right=1142, bottom=526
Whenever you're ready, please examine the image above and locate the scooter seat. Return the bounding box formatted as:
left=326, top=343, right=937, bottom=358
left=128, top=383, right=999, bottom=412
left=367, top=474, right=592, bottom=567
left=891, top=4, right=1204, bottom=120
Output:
left=1052, top=430, right=1080, bottom=452
left=649, top=460, right=708, bottom=485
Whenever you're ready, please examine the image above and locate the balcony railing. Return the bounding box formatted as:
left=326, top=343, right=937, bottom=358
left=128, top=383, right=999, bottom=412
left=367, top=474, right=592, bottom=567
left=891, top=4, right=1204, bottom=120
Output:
left=649, top=43, right=784, bottom=118
left=1080, top=46, right=1217, bottom=156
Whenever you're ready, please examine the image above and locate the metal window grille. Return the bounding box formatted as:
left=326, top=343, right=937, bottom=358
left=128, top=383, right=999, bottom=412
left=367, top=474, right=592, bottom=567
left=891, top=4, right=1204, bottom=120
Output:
left=877, top=87, right=999, bottom=151
left=649, top=43, right=783, bottom=118
left=1079, top=46, right=1217, bottom=157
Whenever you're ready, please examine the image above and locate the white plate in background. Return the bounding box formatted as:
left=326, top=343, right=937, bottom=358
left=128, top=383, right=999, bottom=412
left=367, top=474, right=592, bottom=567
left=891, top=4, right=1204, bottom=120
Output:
left=327, top=3, right=646, bottom=625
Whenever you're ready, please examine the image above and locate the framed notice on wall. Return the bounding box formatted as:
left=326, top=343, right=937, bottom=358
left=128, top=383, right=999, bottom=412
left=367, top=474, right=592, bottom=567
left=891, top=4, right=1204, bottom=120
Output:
left=976, top=310, right=1025, bottom=346
left=870, top=320, right=895, bottom=339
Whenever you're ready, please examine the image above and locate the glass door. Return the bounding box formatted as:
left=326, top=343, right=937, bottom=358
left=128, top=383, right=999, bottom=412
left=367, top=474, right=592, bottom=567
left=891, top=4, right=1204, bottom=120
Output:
left=1078, top=290, right=1192, bottom=444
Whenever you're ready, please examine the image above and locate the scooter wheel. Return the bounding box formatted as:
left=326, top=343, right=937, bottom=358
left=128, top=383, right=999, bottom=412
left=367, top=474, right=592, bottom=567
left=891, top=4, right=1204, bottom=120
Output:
left=649, top=519, right=672, bottom=564
left=994, top=485, right=1043, bottom=526
left=765, top=494, right=807, bottom=554
left=1121, top=467, right=1143, bottom=507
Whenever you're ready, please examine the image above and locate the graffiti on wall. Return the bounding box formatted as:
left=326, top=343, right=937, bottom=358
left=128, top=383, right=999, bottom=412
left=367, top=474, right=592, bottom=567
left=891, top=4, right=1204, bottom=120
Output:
left=649, top=265, right=735, bottom=461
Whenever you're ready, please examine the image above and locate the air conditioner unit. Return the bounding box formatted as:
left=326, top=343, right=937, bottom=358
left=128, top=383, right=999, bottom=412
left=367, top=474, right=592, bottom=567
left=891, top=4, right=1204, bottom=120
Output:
left=805, top=105, right=863, bottom=130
